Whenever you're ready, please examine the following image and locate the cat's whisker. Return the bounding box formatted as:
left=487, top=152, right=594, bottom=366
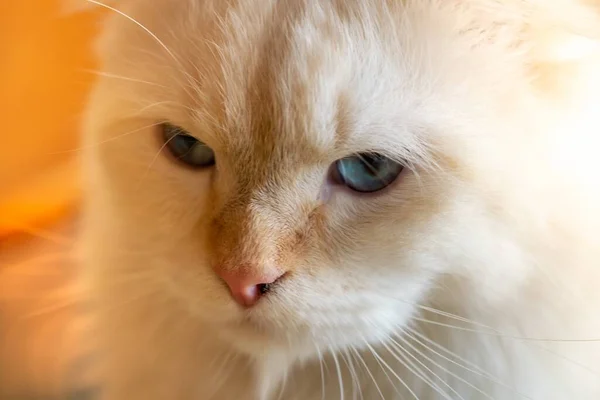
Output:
left=341, top=348, right=361, bottom=400
left=404, top=327, right=532, bottom=400
left=81, top=69, right=168, bottom=88
left=275, top=366, right=290, bottom=400
left=370, top=296, right=492, bottom=332
left=392, top=332, right=495, bottom=400
left=330, top=346, right=346, bottom=400
left=206, top=345, right=232, bottom=372
left=414, top=303, right=494, bottom=330
left=407, top=315, right=590, bottom=399
left=379, top=295, right=600, bottom=343
left=363, top=341, right=402, bottom=397
left=204, top=349, right=238, bottom=399
left=84, top=0, right=179, bottom=63
left=135, top=130, right=178, bottom=190
left=359, top=316, right=455, bottom=400
left=413, top=316, right=600, bottom=342
left=82, top=1, right=207, bottom=112
left=406, top=326, right=495, bottom=377
left=379, top=331, right=460, bottom=400
left=349, top=346, right=386, bottom=400
left=526, top=340, right=600, bottom=378
left=352, top=353, right=365, bottom=400
left=363, top=339, right=420, bottom=400
left=527, top=258, right=591, bottom=319
left=407, top=305, right=600, bottom=380
left=376, top=341, right=439, bottom=400
left=50, top=121, right=166, bottom=155
left=349, top=349, right=368, bottom=400
left=210, top=349, right=241, bottom=397
left=356, top=154, right=391, bottom=186
left=126, top=48, right=205, bottom=101
left=130, top=99, right=197, bottom=116
left=315, top=345, right=327, bottom=400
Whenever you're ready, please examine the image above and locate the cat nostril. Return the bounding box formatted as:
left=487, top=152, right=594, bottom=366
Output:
left=215, top=268, right=285, bottom=308
left=256, top=272, right=287, bottom=296
left=257, top=283, right=271, bottom=295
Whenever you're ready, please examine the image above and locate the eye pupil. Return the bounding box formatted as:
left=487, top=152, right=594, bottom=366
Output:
left=335, top=153, right=403, bottom=193
left=162, top=123, right=215, bottom=168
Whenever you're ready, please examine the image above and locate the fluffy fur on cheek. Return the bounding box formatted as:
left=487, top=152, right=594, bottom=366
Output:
left=78, top=1, right=600, bottom=399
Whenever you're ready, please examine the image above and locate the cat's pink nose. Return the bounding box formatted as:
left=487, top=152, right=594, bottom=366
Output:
left=216, top=267, right=285, bottom=308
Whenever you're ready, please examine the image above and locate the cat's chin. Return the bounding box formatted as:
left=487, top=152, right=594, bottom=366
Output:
left=215, top=319, right=297, bottom=356
left=211, top=309, right=406, bottom=362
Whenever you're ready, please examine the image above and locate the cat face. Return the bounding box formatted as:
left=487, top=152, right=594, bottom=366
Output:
left=83, top=0, right=597, bottom=359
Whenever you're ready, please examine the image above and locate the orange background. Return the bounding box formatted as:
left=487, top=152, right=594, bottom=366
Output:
left=0, top=1, right=104, bottom=237
left=0, top=1, right=104, bottom=397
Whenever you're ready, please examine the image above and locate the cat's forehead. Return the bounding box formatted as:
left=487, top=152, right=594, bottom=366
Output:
left=101, top=0, right=461, bottom=167
left=195, top=1, right=368, bottom=161
left=175, top=0, right=420, bottom=163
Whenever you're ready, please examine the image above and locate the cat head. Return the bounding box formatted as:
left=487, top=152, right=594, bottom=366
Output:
left=81, top=0, right=600, bottom=360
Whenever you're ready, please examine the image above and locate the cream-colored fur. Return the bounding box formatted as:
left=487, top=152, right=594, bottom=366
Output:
left=80, top=0, right=600, bottom=399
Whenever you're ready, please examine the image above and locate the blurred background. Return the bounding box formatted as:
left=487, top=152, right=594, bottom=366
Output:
left=0, top=2, right=105, bottom=398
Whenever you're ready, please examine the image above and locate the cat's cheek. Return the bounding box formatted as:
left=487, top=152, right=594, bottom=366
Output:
left=318, top=181, right=333, bottom=204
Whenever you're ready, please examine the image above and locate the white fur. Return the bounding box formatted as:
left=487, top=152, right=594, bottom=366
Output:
left=80, top=1, right=600, bottom=399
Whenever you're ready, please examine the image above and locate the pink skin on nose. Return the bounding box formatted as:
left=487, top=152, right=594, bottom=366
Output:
left=216, top=268, right=284, bottom=307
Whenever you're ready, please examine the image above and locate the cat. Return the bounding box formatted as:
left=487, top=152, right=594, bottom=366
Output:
left=77, top=0, right=600, bottom=399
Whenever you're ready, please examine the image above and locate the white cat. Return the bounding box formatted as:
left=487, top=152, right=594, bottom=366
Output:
left=78, top=0, right=600, bottom=399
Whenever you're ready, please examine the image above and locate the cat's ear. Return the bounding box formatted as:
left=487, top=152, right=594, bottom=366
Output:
left=506, top=0, right=600, bottom=96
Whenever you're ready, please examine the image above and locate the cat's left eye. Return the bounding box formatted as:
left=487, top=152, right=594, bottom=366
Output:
left=162, top=123, right=215, bottom=167
left=335, top=153, right=403, bottom=193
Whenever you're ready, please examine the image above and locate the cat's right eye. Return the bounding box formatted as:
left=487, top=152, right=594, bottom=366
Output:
left=334, top=153, right=403, bottom=193
left=162, top=123, right=215, bottom=168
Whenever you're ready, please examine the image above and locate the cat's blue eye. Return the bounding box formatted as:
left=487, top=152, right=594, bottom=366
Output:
left=335, top=153, right=403, bottom=193
left=162, top=123, right=215, bottom=167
